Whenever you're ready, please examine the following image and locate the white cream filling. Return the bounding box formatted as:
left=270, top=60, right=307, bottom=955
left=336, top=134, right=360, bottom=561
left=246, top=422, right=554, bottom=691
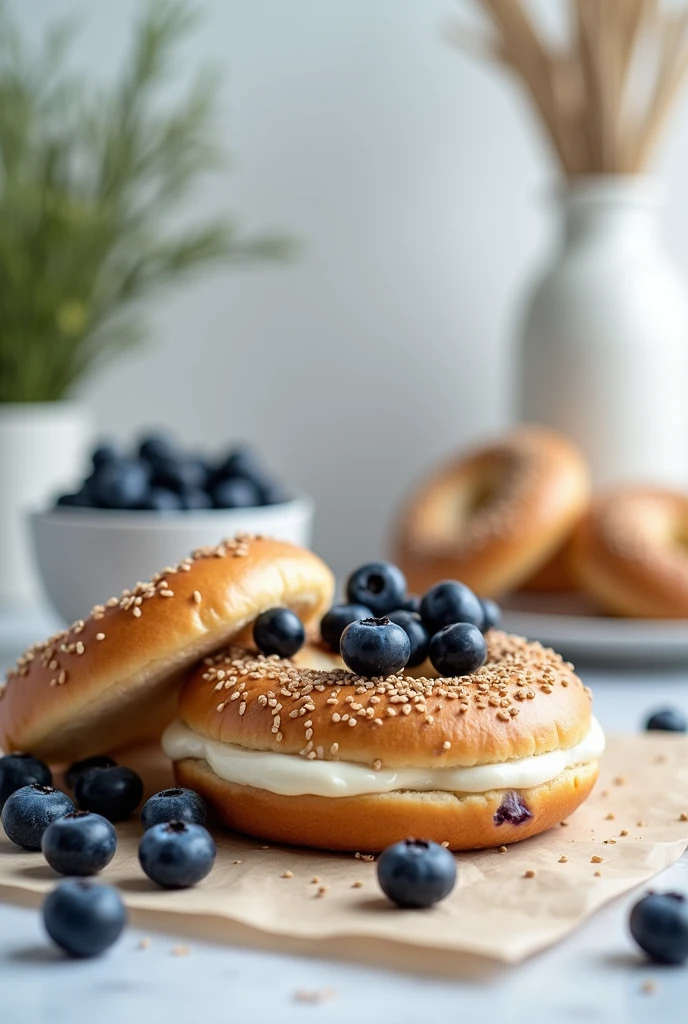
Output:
left=162, top=716, right=605, bottom=799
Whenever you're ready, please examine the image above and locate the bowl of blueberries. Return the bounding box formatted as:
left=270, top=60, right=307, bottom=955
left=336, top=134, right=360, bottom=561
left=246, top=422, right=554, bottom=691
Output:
left=30, top=432, right=313, bottom=624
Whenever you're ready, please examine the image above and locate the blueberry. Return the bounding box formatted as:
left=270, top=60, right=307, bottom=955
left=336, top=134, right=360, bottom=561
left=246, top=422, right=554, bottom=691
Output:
left=320, top=603, right=373, bottom=652
left=43, top=880, right=126, bottom=958
left=211, top=476, right=261, bottom=509
left=89, top=459, right=150, bottom=509
left=645, top=708, right=687, bottom=733
left=138, top=432, right=177, bottom=465
left=377, top=839, right=456, bottom=908
left=74, top=766, right=144, bottom=822
left=253, top=607, right=305, bottom=658
left=629, top=892, right=688, bottom=965
left=399, top=594, right=422, bottom=614
left=91, top=441, right=126, bottom=469
left=179, top=487, right=213, bottom=510
left=420, top=580, right=483, bottom=633
left=138, top=820, right=216, bottom=889
left=479, top=597, right=502, bottom=633
left=41, top=811, right=117, bottom=876
left=65, top=755, right=117, bottom=791
left=152, top=456, right=207, bottom=494
left=340, top=617, right=411, bottom=677
left=256, top=479, right=291, bottom=506
left=429, top=622, right=487, bottom=677
left=345, top=562, right=407, bottom=617
left=141, top=788, right=207, bottom=830
left=387, top=610, right=430, bottom=668
left=55, top=489, right=93, bottom=508
left=1, top=785, right=74, bottom=850
left=138, top=487, right=183, bottom=512
left=0, top=753, right=52, bottom=810
left=215, top=445, right=264, bottom=482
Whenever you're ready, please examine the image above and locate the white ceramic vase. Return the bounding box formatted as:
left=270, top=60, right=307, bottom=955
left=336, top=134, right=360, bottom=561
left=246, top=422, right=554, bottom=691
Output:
left=0, top=402, right=91, bottom=607
left=517, top=176, right=688, bottom=488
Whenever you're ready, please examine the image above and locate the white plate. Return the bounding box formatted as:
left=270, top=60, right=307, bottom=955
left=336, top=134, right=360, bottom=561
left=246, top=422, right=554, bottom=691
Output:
left=501, top=593, right=688, bottom=666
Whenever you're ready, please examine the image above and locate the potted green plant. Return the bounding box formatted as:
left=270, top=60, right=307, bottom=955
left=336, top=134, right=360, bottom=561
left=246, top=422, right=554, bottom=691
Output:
left=0, top=0, right=288, bottom=607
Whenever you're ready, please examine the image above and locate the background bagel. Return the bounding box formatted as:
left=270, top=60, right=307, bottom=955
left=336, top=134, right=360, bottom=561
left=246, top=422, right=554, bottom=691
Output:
left=569, top=487, right=688, bottom=618
left=0, top=536, right=334, bottom=761
left=393, top=426, right=590, bottom=597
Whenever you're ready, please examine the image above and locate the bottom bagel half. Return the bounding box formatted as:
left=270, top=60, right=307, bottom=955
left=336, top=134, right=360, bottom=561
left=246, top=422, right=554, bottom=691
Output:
left=174, top=757, right=599, bottom=852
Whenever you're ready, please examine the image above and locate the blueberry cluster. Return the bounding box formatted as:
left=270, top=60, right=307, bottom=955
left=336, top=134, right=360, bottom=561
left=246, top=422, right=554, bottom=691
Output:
left=320, top=561, right=501, bottom=679
left=55, top=434, right=291, bottom=512
left=0, top=751, right=214, bottom=958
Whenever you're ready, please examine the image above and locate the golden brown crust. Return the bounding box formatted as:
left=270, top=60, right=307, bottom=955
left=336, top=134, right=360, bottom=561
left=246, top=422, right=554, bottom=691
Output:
left=569, top=487, right=688, bottom=618
left=0, top=536, right=334, bottom=760
left=179, top=631, right=592, bottom=770
left=393, top=426, right=590, bottom=596
left=520, top=536, right=578, bottom=593
left=176, top=757, right=599, bottom=851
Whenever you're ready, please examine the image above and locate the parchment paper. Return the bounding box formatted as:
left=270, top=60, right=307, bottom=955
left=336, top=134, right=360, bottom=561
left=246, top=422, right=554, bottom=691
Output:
left=1, top=735, right=687, bottom=973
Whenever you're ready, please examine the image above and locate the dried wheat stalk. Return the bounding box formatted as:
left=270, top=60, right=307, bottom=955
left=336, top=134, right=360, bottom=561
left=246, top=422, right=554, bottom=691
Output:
left=449, top=0, right=688, bottom=176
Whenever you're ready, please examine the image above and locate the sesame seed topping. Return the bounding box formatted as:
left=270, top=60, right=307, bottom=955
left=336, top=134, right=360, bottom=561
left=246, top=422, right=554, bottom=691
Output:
left=95, top=633, right=105, bottom=641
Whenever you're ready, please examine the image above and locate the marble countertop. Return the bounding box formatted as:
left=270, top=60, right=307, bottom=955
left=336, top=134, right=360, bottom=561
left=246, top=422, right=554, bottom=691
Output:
left=1, top=608, right=687, bottom=1024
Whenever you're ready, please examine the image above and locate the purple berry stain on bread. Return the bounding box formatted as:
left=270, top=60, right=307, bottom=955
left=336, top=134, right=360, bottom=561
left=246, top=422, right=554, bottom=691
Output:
left=493, top=791, right=533, bottom=827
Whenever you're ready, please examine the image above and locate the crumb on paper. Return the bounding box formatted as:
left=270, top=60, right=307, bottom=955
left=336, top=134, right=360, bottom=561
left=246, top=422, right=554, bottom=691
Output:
left=497, top=846, right=508, bottom=854
left=281, top=870, right=293, bottom=879
left=524, top=870, right=536, bottom=878
left=594, top=871, right=602, bottom=878
left=294, top=989, right=336, bottom=1004
left=591, top=855, right=603, bottom=864
left=261, top=845, right=270, bottom=850
left=558, top=856, right=568, bottom=863
left=680, top=813, right=688, bottom=822
left=600, top=790, right=609, bottom=797
left=315, top=885, right=329, bottom=898
left=137, top=938, right=151, bottom=950
left=654, top=755, right=667, bottom=764
left=605, top=813, right=615, bottom=821
left=613, top=776, right=626, bottom=786
left=311, top=876, right=320, bottom=884
left=171, top=946, right=190, bottom=957
left=641, top=980, right=657, bottom=995
left=233, top=859, right=243, bottom=864
left=351, top=881, right=363, bottom=888
left=620, top=829, right=630, bottom=837
left=637, top=821, right=646, bottom=828
left=559, top=821, right=569, bottom=827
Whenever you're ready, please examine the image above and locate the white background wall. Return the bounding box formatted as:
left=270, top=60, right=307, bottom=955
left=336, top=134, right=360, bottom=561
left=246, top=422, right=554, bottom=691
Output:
left=24, top=0, right=688, bottom=575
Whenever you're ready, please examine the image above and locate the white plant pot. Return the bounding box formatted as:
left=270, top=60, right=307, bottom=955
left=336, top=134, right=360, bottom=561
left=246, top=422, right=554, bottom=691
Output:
left=517, top=176, right=688, bottom=487
left=0, top=402, right=91, bottom=607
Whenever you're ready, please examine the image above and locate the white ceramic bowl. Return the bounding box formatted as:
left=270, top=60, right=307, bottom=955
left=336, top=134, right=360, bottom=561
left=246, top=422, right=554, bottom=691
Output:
left=29, top=495, right=314, bottom=625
